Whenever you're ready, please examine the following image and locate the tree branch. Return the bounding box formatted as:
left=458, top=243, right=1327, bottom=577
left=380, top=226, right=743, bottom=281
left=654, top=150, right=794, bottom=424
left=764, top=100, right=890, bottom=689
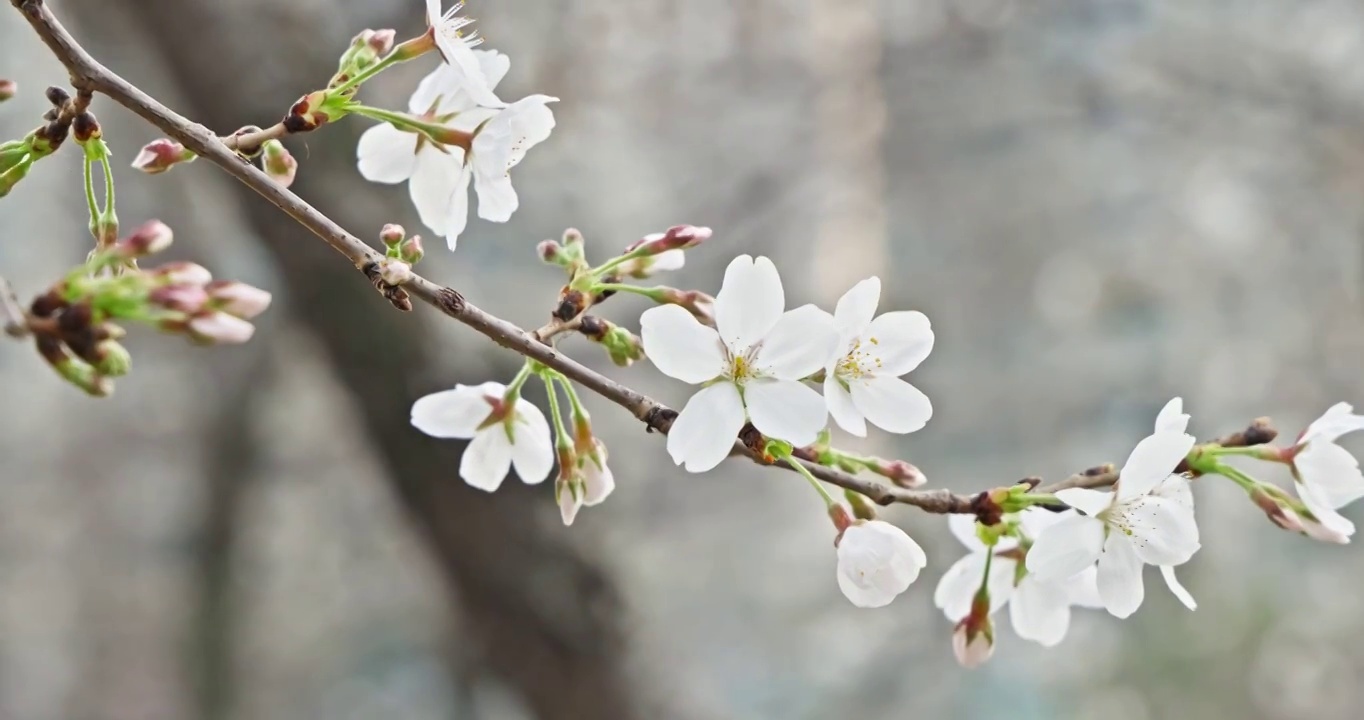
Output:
left=4, top=0, right=1280, bottom=517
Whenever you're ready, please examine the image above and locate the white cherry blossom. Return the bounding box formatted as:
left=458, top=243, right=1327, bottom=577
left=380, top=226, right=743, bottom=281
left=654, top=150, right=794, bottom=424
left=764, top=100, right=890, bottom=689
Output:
left=424, top=0, right=503, bottom=108
left=836, top=520, right=928, bottom=608
left=1288, top=403, right=1364, bottom=539
left=823, top=277, right=934, bottom=436
left=465, top=94, right=558, bottom=231
left=640, top=255, right=839, bottom=472
left=356, top=51, right=509, bottom=240
left=580, top=440, right=615, bottom=506
left=410, top=381, right=554, bottom=491
left=935, top=511, right=1101, bottom=648
left=1026, top=397, right=1199, bottom=619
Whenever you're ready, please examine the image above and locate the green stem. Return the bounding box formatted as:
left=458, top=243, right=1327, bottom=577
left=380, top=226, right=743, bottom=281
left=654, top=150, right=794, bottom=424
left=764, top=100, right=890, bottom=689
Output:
left=587, top=282, right=659, bottom=299
left=555, top=373, right=588, bottom=422
left=82, top=156, right=98, bottom=224
left=99, top=154, right=115, bottom=217
left=503, top=360, right=534, bottom=401
left=1018, top=493, right=1061, bottom=507
left=331, top=51, right=407, bottom=95
left=977, top=547, right=995, bottom=596
left=541, top=372, right=572, bottom=450
left=1205, top=460, right=1260, bottom=493
left=587, top=248, right=652, bottom=278
left=347, top=104, right=468, bottom=145
left=782, top=455, right=838, bottom=509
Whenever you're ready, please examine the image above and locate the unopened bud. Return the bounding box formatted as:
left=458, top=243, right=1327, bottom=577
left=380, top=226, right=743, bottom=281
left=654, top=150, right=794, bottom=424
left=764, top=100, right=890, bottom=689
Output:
left=366, top=29, right=396, bottom=56
left=537, top=239, right=564, bottom=264
left=845, top=490, right=878, bottom=521
left=602, top=325, right=643, bottom=367
left=562, top=228, right=585, bottom=247
left=261, top=140, right=297, bottom=188
left=556, top=475, right=584, bottom=526
left=152, top=261, right=213, bottom=287
left=0, top=157, right=32, bottom=198
left=29, top=120, right=69, bottom=156
left=45, top=86, right=70, bottom=107
left=187, top=311, right=256, bottom=345
left=828, top=504, right=855, bottom=534
left=656, top=287, right=715, bottom=325
left=93, top=340, right=132, bottom=377
left=952, top=615, right=995, bottom=669
left=625, top=224, right=713, bottom=255
left=56, top=357, right=114, bottom=397
left=150, top=284, right=211, bottom=313
left=131, top=139, right=195, bottom=174
left=229, top=125, right=266, bottom=158
left=379, top=223, right=406, bottom=247
left=284, top=91, right=331, bottom=133
left=0, top=80, right=15, bottom=102
left=377, top=258, right=413, bottom=286
left=206, top=280, right=272, bottom=319
left=72, top=112, right=101, bottom=144
left=116, top=220, right=173, bottom=257
left=398, top=236, right=424, bottom=265
left=879, top=459, right=926, bottom=488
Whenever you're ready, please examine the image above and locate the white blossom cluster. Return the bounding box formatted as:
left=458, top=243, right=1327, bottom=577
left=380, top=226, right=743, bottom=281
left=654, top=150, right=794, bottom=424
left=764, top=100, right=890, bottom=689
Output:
left=369, top=1, right=1364, bottom=670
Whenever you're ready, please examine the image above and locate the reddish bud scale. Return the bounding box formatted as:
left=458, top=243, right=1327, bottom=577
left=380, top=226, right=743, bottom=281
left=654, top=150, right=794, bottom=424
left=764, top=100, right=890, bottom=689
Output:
left=0, top=79, right=15, bottom=102
left=72, top=112, right=101, bottom=143
left=132, top=139, right=194, bottom=174
left=44, top=86, right=70, bottom=107
left=828, top=504, right=855, bottom=534
left=284, top=92, right=330, bottom=133
left=150, top=284, right=210, bottom=314
left=117, top=219, right=173, bottom=257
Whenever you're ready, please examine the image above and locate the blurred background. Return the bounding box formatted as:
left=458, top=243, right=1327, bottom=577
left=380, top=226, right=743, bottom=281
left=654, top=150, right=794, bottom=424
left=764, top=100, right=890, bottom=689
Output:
left=4, top=0, right=1364, bottom=717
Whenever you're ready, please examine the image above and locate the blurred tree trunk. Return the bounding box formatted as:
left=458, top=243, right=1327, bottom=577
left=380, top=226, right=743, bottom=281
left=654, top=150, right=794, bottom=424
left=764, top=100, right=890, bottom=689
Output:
left=67, top=1, right=643, bottom=718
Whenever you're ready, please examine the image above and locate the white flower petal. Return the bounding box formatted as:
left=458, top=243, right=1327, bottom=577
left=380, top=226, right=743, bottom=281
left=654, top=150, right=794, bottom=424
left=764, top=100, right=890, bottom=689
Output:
left=356, top=123, right=418, bottom=184
left=1096, top=532, right=1145, bottom=618
left=558, top=482, right=582, bottom=526
left=1025, top=514, right=1104, bottom=582
left=1018, top=507, right=1070, bottom=538
left=648, top=249, right=686, bottom=274
left=848, top=375, right=932, bottom=434
left=714, top=255, right=784, bottom=353
left=409, top=147, right=465, bottom=237
left=745, top=378, right=829, bottom=447
left=1160, top=565, right=1196, bottom=610
left=1064, top=566, right=1104, bottom=608
left=834, top=277, right=881, bottom=342
left=1055, top=488, right=1113, bottom=516
left=1120, top=495, right=1200, bottom=566
left=509, top=401, right=554, bottom=484
left=409, top=63, right=460, bottom=115
left=1302, top=402, right=1364, bottom=445
left=460, top=427, right=513, bottom=491
left=410, top=382, right=503, bottom=438
left=1153, top=475, right=1194, bottom=510
left=1117, top=430, right=1195, bottom=502
left=1154, top=397, right=1190, bottom=434
left=639, top=305, right=726, bottom=384
left=1010, top=576, right=1073, bottom=647
left=503, top=96, right=557, bottom=169
left=933, top=553, right=988, bottom=620
left=666, top=382, right=746, bottom=473
left=473, top=171, right=519, bottom=222
left=836, top=521, right=926, bottom=608
left=433, top=32, right=502, bottom=108
left=754, top=304, right=838, bottom=380
left=443, top=163, right=473, bottom=250
left=948, top=513, right=987, bottom=552
left=864, top=310, right=934, bottom=376
left=824, top=375, right=866, bottom=437
left=1298, top=481, right=1357, bottom=542
left=1296, top=440, right=1364, bottom=509
left=582, top=457, right=615, bottom=506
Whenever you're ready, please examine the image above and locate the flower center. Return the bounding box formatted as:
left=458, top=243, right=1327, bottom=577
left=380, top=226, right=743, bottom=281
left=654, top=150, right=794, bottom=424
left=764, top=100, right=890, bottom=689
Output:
left=836, top=336, right=882, bottom=380
left=725, top=345, right=763, bottom=384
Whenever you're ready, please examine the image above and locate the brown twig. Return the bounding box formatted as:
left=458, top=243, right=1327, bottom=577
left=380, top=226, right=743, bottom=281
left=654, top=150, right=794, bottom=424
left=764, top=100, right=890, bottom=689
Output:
left=221, top=122, right=287, bottom=155
left=4, top=0, right=1284, bottom=516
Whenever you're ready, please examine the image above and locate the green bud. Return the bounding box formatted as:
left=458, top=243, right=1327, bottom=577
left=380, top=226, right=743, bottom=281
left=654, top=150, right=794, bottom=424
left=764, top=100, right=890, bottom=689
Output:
left=94, top=340, right=132, bottom=377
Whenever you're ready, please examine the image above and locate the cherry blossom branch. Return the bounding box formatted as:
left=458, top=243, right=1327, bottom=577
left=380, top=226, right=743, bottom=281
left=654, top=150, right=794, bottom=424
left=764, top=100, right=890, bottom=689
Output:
left=5, top=0, right=1282, bottom=520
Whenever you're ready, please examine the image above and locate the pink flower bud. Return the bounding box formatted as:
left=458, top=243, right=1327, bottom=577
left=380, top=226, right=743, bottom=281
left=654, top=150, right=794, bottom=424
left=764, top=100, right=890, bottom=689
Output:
left=952, top=618, right=995, bottom=669
left=880, top=460, right=927, bottom=488
left=261, top=140, right=297, bottom=188
left=152, top=261, right=213, bottom=287
left=149, top=284, right=210, bottom=313
left=116, top=220, right=173, bottom=257
left=377, top=259, right=413, bottom=286
left=625, top=224, right=712, bottom=254
left=188, top=311, right=256, bottom=345
left=0, top=79, right=15, bottom=102
left=131, top=139, right=194, bottom=174
left=398, top=236, right=424, bottom=265
left=537, top=239, right=563, bottom=263
left=206, top=280, right=272, bottom=319
left=366, top=29, right=396, bottom=55
left=562, top=228, right=584, bottom=247
left=379, top=223, right=406, bottom=247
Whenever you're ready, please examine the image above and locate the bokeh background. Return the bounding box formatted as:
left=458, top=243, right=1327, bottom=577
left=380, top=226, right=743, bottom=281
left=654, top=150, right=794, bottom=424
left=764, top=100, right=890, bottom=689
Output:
left=4, top=0, right=1364, bottom=718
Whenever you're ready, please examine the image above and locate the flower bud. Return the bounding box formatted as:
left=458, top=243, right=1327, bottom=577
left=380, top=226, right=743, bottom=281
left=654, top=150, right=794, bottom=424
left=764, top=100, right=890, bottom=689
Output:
left=55, top=356, right=114, bottom=397
left=562, top=227, right=585, bottom=248
left=29, top=120, right=69, bottom=157
left=625, top=224, right=712, bottom=255
left=556, top=475, right=583, bottom=526
left=377, top=258, right=413, bottom=286
left=284, top=91, right=332, bottom=133
left=878, top=459, right=927, bottom=488
left=131, top=139, right=195, bottom=174
left=0, top=79, right=15, bottom=102
left=229, top=125, right=267, bottom=158
left=149, top=284, right=210, bottom=313
left=0, top=157, right=32, bottom=198
left=952, top=616, right=995, bottom=669
left=828, top=504, right=854, bottom=533
left=537, top=239, right=563, bottom=264
left=655, top=287, right=716, bottom=325
left=398, top=236, right=425, bottom=265
left=187, top=311, right=256, bottom=345
left=45, top=86, right=70, bottom=107
left=845, top=490, right=878, bottom=521
left=261, top=140, right=297, bottom=188
left=367, top=29, right=396, bottom=56
left=622, top=249, right=686, bottom=279
left=72, top=112, right=101, bottom=144
left=115, top=219, right=173, bottom=257
left=379, top=223, right=406, bottom=247
left=206, top=280, right=272, bottom=319
left=579, top=444, right=615, bottom=507
left=152, top=261, right=213, bottom=287
left=93, top=340, right=132, bottom=377
left=602, top=325, right=643, bottom=367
